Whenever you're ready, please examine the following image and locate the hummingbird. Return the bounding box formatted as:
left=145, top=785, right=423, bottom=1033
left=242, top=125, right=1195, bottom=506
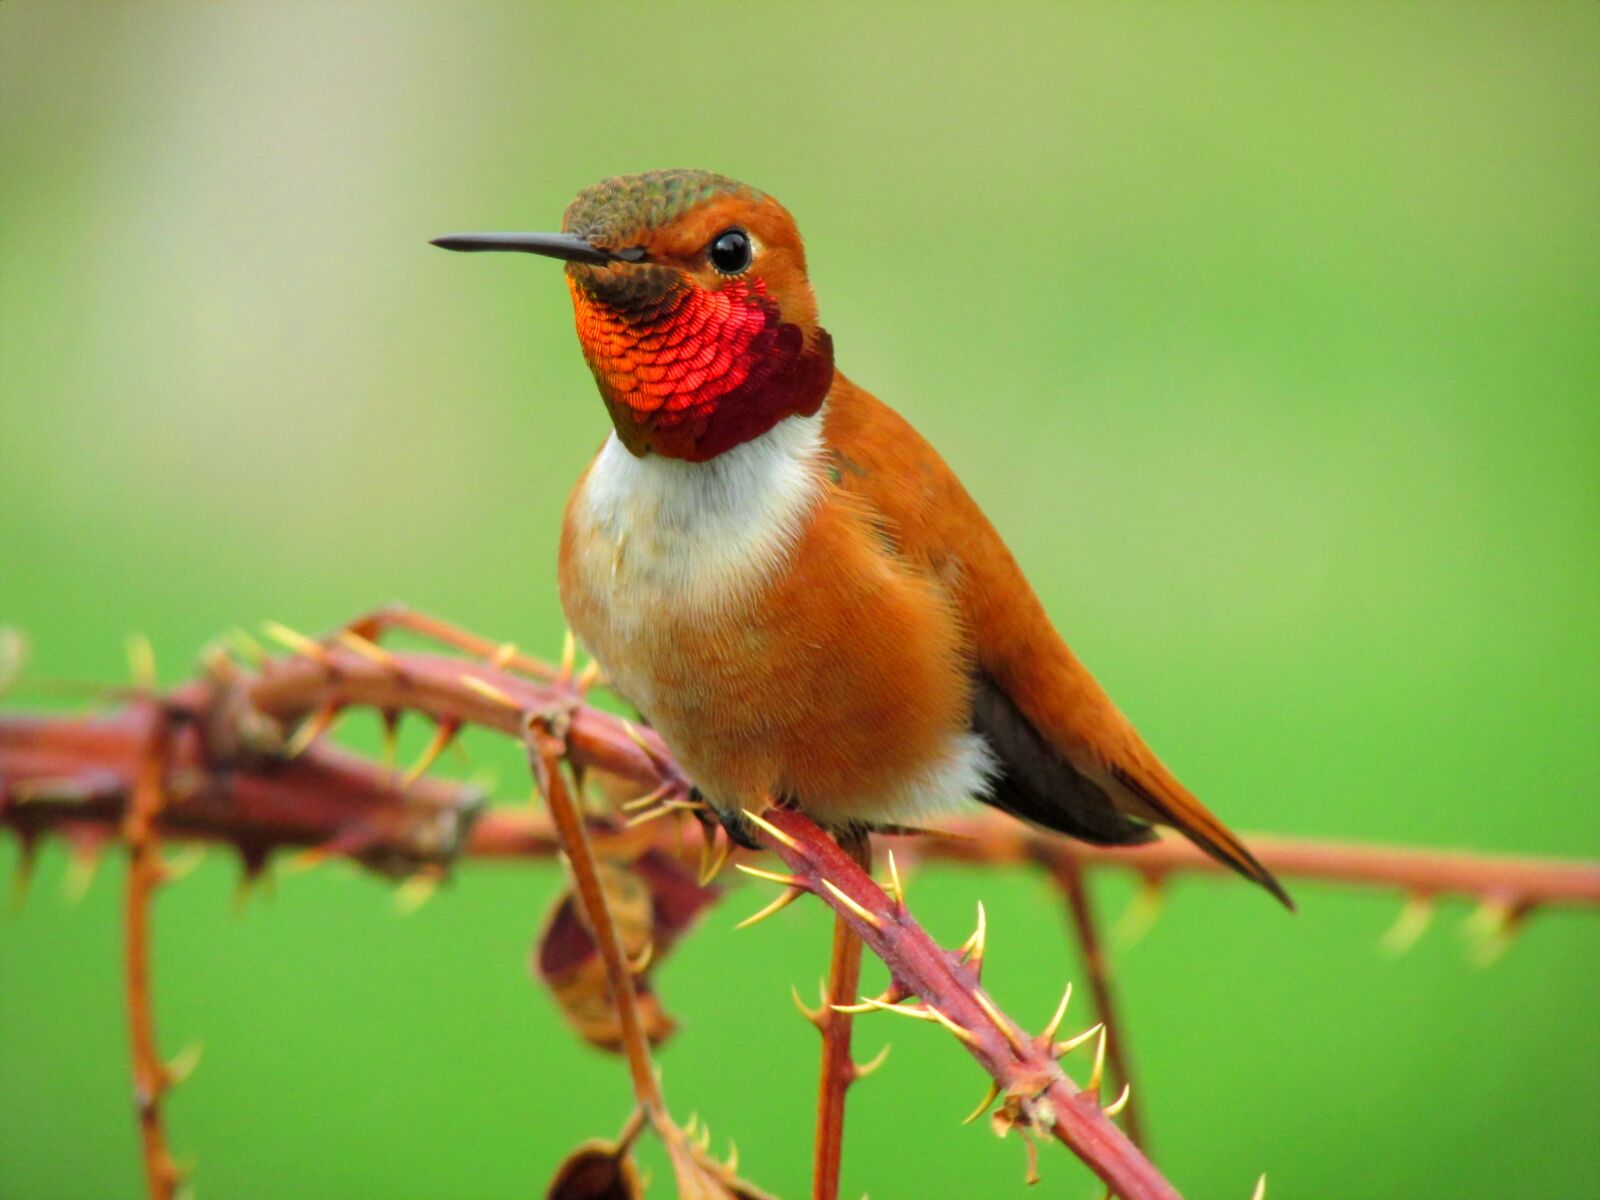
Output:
left=434, top=169, right=1290, bottom=908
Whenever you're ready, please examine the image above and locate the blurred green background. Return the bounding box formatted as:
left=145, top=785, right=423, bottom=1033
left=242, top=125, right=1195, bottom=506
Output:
left=3, top=2, right=1597, bottom=1197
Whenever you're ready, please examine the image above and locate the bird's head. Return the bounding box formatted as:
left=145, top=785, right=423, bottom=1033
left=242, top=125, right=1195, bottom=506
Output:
left=434, top=170, right=835, bottom=462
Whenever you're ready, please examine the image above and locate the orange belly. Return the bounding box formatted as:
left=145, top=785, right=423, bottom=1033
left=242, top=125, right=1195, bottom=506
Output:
left=558, top=421, right=987, bottom=827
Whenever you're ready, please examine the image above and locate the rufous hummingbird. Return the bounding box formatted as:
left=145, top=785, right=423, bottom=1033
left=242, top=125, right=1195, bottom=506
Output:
left=434, top=169, right=1290, bottom=908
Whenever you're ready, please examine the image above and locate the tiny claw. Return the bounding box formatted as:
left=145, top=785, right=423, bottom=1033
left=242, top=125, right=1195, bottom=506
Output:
left=1041, top=981, right=1074, bottom=1044
left=1053, top=1021, right=1104, bottom=1058
left=962, top=1080, right=1002, bottom=1125
left=852, top=1043, right=892, bottom=1081
left=738, top=807, right=802, bottom=852
left=1103, top=1081, right=1132, bottom=1118
left=735, top=885, right=805, bottom=930
left=820, top=878, right=885, bottom=930
left=698, top=827, right=731, bottom=887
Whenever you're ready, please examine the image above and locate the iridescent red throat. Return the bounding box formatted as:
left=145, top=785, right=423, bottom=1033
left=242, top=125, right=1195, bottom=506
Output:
left=567, top=271, right=834, bottom=462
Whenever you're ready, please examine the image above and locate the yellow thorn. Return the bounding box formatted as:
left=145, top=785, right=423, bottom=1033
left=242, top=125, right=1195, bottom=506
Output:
left=1103, top=1081, right=1132, bottom=1118
left=962, top=1080, right=1003, bottom=1125
left=460, top=673, right=521, bottom=711
left=683, top=1112, right=700, bottom=1140
left=820, top=878, right=884, bottom=930
left=1054, top=1021, right=1105, bottom=1058
left=620, top=784, right=674, bottom=813
left=926, top=1005, right=981, bottom=1046
left=884, top=848, right=905, bottom=907
left=1251, top=1173, right=1267, bottom=1200
left=162, top=845, right=207, bottom=884
left=227, top=628, right=267, bottom=667
left=627, top=940, right=655, bottom=975
left=559, top=628, right=577, bottom=682
left=724, top=1140, right=739, bottom=1175
left=791, top=983, right=825, bottom=1025
left=282, top=844, right=336, bottom=875
left=734, top=862, right=804, bottom=888
left=490, top=642, right=518, bottom=670
left=624, top=803, right=681, bottom=829
left=126, top=634, right=157, bottom=691
left=284, top=700, right=340, bottom=757
left=575, top=659, right=604, bottom=692
left=335, top=629, right=398, bottom=670
left=63, top=850, right=102, bottom=905
left=1087, top=1026, right=1109, bottom=1094
left=165, top=1041, right=205, bottom=1087
left=261, top=621, right=332, bottom=665
left=402, top=720, right=459, bottom=786
left=853, top=1043, right=892, bottom=1081
left=698, top=828, right=731, bottom=886
left=973, top=990, right=1025, bottom=1053
left=394, top=870, right=440, bottom=914
left=738, top=807, right=802, bottom=852
left=1041, top=982, right=1074, bottom=1044
left=959, top=900, right=988, bottom=966
left=1380, top=894, right=1436, bottom=957
left=1113, top=876, right=1166, bottom=946
left=0, top=626, right=30, bottom=700
left=854, top=996, right=938, bottom=1022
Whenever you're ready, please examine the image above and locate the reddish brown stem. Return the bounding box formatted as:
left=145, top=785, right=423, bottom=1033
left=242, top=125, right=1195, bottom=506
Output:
left=1052, top=855, right=1145, bottom=1149
left=123, top=707, right=178, bottom=1200
left=812, top=833, right=870, bottom=1200
left=526, top=721, right=662, bottom=1112
left=752, top=808, right=1180, bottom=1200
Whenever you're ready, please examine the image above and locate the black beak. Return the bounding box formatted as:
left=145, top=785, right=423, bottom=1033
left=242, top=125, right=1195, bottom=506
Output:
left=428, top=231, right=644, bottom=266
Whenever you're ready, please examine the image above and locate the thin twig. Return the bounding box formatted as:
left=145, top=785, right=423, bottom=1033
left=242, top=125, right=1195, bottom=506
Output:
left=123, top=706, right=179, bottom=1200
left=1051, top=855, right=1145, bottom=1149
left=812, top=832, right=871, bottom=1200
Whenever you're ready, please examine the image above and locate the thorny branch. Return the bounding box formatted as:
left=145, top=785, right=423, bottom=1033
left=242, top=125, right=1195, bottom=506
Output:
left=3, top=611, right=1599, bottom=1199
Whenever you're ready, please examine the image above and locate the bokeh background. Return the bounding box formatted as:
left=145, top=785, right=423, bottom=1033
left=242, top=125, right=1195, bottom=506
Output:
left=3, top=3, right=1597, bottom=1197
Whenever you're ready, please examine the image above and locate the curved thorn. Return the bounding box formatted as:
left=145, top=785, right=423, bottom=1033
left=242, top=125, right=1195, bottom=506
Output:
left=1054, top=1021, right=1105, bottom=1058
left=962, top=1080, right=1003, bottom=1125
left=261, top=620, right=332, bottom=665
left=227, top=628, right=267, bottom=667
left=627, top=940, right=655, bottom=975
left=853, top=1042, right=892, bottom=1081
left=819, top=878, right=884, bottom=929
left=735, top=885, right=804, bottom=930
left=926, top=1005, right=981, bottom=1046
left=1103, top=1081, right=1132, bottom=1118
left=394, top=870, right=440, bottom=914
left=884, top=848, right=905, bottom=907
left=1041, top=981, right=1074, bottom=1044
left=1251, top=1173, right=1267, bottom=1200
left=460, top=673, right=521, bottom=711
left=724, top=1140, right=739, bottom=1174
left=402, top=719, right=460, bottom=786
left=559, top=628, right=577, bottom=682
left=734, top=863, right=804, bottom=888
left=335, top=629, right=398, bottom=670
left=1380, top=894, right=1436, bottom=957
left=1087, top=1026, right=1109, bottom=1094
left=620, top=783, right=674, bottom=812
left=126, top=634, right=157, bottom=691
left=738, top=807, right=802, bottom=851
left=959, top=900, right=988, bottom=965
left=856, top=996, right=937, bottom=1022
left=791, top=984, right=825, bottom=1025
left=489, top=641, right=518, bottom=669
left=164, top=1041, right=205, bottom=1088
left=698, top=827, right=731, bottom=886
left=284, top=700, right=340, bottom=757
left=972, top=990, right=1026, bottom=1052
left=1112, top=876, right=1167, bottom=946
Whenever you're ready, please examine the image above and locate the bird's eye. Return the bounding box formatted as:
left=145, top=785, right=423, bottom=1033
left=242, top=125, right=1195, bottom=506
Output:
left=709, top=228, right=753, bottom=275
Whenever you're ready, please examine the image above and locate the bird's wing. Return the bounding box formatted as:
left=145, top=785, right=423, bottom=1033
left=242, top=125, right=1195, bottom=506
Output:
left=822, top=377, right=1291, bottom=907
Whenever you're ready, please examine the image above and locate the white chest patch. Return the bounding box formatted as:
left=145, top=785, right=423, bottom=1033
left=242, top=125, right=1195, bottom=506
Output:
left=570, top=411, right=827, bottom=626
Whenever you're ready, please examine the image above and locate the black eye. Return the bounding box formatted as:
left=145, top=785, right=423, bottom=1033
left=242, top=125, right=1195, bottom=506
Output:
left=709, top=228, right=752, bottom=274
